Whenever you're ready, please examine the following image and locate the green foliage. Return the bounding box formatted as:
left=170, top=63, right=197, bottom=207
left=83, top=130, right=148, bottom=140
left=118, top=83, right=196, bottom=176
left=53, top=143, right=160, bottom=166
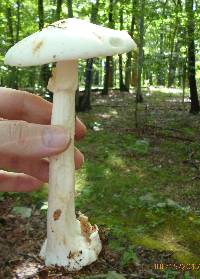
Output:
left=131, top=139, right=150, bottom=155
left=120, top=247, right=139, bottom=266
left=40, top=201, right=48, bottom=211
left=161, top=269, right=194, bottom=279
left=162, top=269, right=180, bottom=279
left=106, top=272, right=126, bottom=279
left=11, top=206, right=32, bottom=218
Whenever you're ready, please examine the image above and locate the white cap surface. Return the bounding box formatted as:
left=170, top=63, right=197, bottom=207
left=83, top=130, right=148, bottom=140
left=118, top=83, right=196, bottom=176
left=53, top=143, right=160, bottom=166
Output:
left=5, top=18, right=137, bottom=67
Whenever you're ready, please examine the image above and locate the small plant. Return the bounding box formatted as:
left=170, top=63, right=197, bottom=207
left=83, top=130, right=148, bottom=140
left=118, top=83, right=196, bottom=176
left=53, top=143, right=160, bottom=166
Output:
left=120, top=247, right=139, bottom=266
left=132, top=139, right=150, bottom=155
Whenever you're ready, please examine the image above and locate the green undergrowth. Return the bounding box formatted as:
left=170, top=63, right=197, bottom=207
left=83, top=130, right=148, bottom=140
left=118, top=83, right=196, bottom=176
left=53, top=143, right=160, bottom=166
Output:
left=75, top=130, right=200, bottom=263
left=75, top=91, right=200, bottom=275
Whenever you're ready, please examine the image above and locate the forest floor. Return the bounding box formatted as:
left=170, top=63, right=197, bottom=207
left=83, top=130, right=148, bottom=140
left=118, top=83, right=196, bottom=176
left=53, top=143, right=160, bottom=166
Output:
left=0, top=89, right=200, bottom=279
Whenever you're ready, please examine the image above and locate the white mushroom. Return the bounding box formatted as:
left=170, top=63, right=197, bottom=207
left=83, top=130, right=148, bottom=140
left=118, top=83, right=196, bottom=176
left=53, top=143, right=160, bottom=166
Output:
left=4, top=18, right=137, bottom=271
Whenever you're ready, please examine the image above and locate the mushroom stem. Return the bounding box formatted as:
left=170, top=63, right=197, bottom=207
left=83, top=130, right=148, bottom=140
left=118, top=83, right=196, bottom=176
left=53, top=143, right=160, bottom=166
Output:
left=46, top=60, right=78, bottom=261
left=40, top=60, right=101, bottom=269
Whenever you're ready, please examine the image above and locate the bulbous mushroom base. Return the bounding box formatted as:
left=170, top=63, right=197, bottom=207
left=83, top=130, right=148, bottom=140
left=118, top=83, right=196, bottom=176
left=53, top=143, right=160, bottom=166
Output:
left=40, top=216, right=102, bottom=271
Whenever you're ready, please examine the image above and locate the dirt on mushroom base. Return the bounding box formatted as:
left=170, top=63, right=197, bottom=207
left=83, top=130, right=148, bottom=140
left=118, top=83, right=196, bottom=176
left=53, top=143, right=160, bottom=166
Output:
left=1, top=90, right=200, bottom=279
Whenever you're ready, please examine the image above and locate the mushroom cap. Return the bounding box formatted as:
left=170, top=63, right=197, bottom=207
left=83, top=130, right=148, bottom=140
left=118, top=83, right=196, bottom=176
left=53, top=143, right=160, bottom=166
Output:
left=5, top=18, right=137, bottom=67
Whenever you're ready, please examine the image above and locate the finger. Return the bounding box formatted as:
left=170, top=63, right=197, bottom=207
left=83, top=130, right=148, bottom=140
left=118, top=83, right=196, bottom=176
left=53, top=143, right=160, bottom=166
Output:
left=0, top=156, right=49, bottom=182
left=75, top=148, right=84, bottom=170
left=75, top=117, right=86, bottom=141
left=0, top=120, right=70, bottom=158
left=0, top=87, right=51, bottom=124
left=0, top=149, right=84, bottom=182
left=0, top=170, right=43, bottom=192
left=0, top=88, right=86, bottom=140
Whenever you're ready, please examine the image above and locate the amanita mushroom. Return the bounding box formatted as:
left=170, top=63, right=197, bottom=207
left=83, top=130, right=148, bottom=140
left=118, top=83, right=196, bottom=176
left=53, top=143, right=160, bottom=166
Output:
left=4, top=18, right=137, bottom=270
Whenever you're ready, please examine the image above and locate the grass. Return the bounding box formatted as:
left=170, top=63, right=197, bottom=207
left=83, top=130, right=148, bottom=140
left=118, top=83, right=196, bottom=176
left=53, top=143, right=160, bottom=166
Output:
left=75, top=90, right=200, bottom=275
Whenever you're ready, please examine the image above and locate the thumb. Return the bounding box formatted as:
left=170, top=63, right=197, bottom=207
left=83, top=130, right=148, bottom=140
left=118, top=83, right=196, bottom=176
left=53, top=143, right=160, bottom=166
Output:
left=0, top=120, right=71, bottom=158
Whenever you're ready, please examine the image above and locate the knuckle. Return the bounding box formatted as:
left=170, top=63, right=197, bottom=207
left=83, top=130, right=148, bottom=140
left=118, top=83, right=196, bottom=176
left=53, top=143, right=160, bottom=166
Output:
left=18, top=92, right=27, bottom=120
left=8, top=121, right=29, bottom=146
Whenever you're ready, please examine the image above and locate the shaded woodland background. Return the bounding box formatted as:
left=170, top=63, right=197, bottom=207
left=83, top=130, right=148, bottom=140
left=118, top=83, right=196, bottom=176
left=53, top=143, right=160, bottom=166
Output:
left=1, top=1, right=200, bottom=278
left=0, top=0, right=200, bottom=113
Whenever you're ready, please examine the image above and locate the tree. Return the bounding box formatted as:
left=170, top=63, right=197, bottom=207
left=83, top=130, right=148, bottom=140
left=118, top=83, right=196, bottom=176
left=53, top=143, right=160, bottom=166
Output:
left=136, top=0, right=145, bottom=102
left=16, top=0, right=21, bottom=43
left=38, top=0, right=44, bottom=30
left=186, top=0, right=199, bottom=114
left=167, top=0, right=181, bottom=87
left=6, top=3, right=18, bottom=88
left=125, top=0, right=136, bottom=91
left=78, top=0, right=99, bottom=111
left=157, top=0, right=168, bottom=86
left=56, top=0, right=63, bottom=20
left=38, top=0, right=51, bottom=98
left=67, top=0, right=73, bottom=18
left=102, top=0, right=114, bottom=95
left=118, top=2, right=127, bottom=92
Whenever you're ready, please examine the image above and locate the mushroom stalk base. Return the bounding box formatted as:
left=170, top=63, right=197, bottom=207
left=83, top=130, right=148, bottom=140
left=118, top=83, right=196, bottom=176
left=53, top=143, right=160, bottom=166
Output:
left=40, top=60, right=101, bottom=270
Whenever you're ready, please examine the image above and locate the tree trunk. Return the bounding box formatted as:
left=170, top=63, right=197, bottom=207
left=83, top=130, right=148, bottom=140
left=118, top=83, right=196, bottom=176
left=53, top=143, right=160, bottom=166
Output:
left=78, top=0, right=99, bottom=111
left=38, top=0, right=44, bottom=31
left=167, top=24, right=178, bottom=87
left=167, top=1, right=182, bottom=87
left=6, top=5, right=18, bottom=89
left=119, top=55, right=127, bottom=91
left=182, top=60, right=187, bottom=110
left=136, top=0, right=145, bottom=103
left=102, top=0, right=114, bottom=95
left=38, top=0, right=51, bottom=98
left=14, top=0, right=21, bottom=88
left=67, top=0, right=73, bottom=18
left=125, top=0, right=136, bottom=91
left=16, top=0, right=21, bottom=43
left=186, top=0, right=199, bottom=114
left=102, top=56, right=111, bottom=95
left=56, top=0, right=63, bottom=20
left=79, top=59, right=93, bottom=111
left=119, top=4, right=127, bottom=92
left=157, top=0, right=168, bottom=86
left=6, top=7, right=14, bottom=47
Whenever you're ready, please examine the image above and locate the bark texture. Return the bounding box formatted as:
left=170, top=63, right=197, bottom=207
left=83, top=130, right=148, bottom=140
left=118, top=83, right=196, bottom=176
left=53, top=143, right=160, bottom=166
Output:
left=186, top=0, right=199, bottom=114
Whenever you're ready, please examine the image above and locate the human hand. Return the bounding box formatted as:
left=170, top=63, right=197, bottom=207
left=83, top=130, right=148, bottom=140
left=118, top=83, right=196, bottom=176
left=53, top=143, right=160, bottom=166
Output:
left=0, top=87, right=86, bottom=192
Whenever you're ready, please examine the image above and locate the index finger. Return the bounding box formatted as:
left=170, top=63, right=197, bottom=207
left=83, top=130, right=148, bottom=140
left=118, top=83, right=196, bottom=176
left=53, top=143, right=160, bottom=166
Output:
left=0, top=88, right=86, bottom=139
left=0, top=87, right=52, bottom=124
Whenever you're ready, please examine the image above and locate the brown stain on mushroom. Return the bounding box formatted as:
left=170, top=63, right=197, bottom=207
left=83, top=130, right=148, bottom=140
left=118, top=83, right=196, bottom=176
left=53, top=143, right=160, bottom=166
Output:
left=92, top=31, right=102, bottom=41
left=32, top=40, right=43, bottom=54
left=67, top=250, right=81, bottom=260
left=78, top=213, right=92, bottom=243
left=49, top=20, right=68, bottom=29
left=63, top=236, right=67, bottom=245
left=53, top=209, right=62, bottom=221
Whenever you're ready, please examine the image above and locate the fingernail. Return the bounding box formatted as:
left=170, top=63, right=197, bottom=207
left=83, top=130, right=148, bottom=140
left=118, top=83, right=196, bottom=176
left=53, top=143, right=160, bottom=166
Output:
left=43, top=127, right=70, bottom=148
